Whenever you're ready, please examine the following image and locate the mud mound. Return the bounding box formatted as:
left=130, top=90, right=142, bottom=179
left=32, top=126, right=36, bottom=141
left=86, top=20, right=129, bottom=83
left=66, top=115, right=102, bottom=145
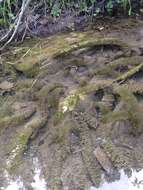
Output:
left=1, top=26, right=143, bottom=190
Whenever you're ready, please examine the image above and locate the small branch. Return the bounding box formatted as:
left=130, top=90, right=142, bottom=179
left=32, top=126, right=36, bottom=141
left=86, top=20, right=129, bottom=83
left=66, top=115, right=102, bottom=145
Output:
left=0, top=0, right=32, bottom=49
left=116, top=63, right=143, bottom=83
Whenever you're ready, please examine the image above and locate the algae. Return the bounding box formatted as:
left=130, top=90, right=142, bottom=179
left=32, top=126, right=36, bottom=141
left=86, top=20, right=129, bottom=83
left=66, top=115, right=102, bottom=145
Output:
left=73, top=110, right=101, bottom=187
left=1, top=23, right=143, bottom=189
left=101, top=86, right=143, bottom=135
left=14, top=62, right=40, bottom=78
left=115, top=87, right=143, bottom=135
left=6, top=113, right=48, bottom=172
left=0, top=106, right=36, bottom=132
left=116, top=62, right=143, bottom=83
left=95, top=56, right=143, bottom=78
left=3, top=31, right=130, bottom=82
left=59, top=91, right=85, bottom=113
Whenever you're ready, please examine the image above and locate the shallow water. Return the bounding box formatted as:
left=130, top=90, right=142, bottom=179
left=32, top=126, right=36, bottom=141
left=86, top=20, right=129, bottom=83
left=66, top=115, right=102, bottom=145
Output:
left=1, top=20, right=143, bottom=189
left=31, top=157, right=47, bottom=190
left=2, top=168, right=143, bottom=190
left=3, top=177, right=25, bottom=190
left=91, top=169, right=143, bottom=190
left=1, top=157, right=47, bottom=190
left=1, top=170, right=25, bottom=190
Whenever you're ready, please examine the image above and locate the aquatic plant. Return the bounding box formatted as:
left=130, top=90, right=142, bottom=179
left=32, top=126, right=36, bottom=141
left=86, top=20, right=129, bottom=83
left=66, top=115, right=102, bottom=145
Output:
left=102, top=86, right=143, bottom=136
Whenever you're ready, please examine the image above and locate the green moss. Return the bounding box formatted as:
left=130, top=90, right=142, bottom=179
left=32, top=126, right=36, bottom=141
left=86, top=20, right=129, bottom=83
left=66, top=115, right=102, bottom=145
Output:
left=49, top=88, right=64, bottom=109
left=55, top=120, right=78, bottom=144
left=95, top=56, right=143, bottom=78
left=78, top=78, right=88, bottom=87
left=38, top=83, right=63, bottom=98
left=3, top=32, right=130, bottom=86
left=14, top=62, right=40, bottom=77
left=101, top=110, right=128, bottom=123
left=111, top=56, right=143, bottom=67
left=7, top=114, right=47, bottom=172
left=55, top=37, right=129, bottom=58
left=0, top=106, right=36, bottom=132
left=95, top=67, right=118, bottom=78
left=59, top=91, right=85, bottom=113
left=117, top=87, right=143, bottom=132
left=97, top=102, right=112, bottom=115
left=53, top=89, right=85, bottom=125
left=120, top=80, right=143, bottom=95
left=53, top=111, right=65, bottom=126
left=102, top=87, right=143, bottom=135
left=2, top=63, right=17, bottom=80
left=6, top=132, right=30, bottom=172
left=37, top=83, right=64, bottom=113
left=0, top=102, right=14, bottom=118
left=78, top=80, right=113, bottom=95
left=15, top=79, right=34, bottom=90
left=116, top=62, right=143, bottom=83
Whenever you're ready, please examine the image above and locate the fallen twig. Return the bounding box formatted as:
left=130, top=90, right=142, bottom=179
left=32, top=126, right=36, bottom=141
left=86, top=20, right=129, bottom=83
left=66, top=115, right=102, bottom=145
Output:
left=116, top=62, right=143, bottom=83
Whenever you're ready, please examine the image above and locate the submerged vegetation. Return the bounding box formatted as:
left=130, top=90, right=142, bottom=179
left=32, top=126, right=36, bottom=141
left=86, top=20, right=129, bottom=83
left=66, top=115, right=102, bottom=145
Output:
left=1, top=1, right=143, bottom=189
left=102, top=86, right=143, bottom=135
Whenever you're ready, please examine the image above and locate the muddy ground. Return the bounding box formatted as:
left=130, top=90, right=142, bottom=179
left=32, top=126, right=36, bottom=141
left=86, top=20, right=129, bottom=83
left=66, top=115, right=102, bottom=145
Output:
left=1, top=18, right=143, bottom=190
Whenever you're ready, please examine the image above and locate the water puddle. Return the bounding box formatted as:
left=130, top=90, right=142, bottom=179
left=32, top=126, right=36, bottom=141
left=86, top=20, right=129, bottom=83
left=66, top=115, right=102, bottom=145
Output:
left=2, top=160, right=143, bottom=190
left=3, top=178, right=25, bottom=190
left=1, top=171, right=25, bottom=190
left=90, top=169, right=143, bottom=190
left=1, top=157, right=47, bottom=190
left=31, top=157, right=47, bottom=190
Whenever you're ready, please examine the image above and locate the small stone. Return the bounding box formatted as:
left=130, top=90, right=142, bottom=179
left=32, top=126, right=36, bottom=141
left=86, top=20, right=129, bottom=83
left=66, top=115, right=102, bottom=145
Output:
left=0, top=81, right=14, bottom=90
left=97, top=26, right=104, bottom=31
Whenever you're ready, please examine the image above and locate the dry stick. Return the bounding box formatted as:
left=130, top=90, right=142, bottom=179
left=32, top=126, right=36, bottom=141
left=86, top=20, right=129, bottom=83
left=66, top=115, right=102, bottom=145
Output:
left=84, top=62, right=143, bottom=94
left=1, top=0, right=32, bottom=49
left=6, top=0, right=31, bottom=43
left=0, top=16, right=18, bottom=43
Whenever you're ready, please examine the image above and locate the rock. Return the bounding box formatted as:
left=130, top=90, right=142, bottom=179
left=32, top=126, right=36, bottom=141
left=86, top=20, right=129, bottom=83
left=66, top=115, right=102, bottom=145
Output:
left=94, top=146, right=113, bottom=175
left=0, top=81, right=14, bottom=90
